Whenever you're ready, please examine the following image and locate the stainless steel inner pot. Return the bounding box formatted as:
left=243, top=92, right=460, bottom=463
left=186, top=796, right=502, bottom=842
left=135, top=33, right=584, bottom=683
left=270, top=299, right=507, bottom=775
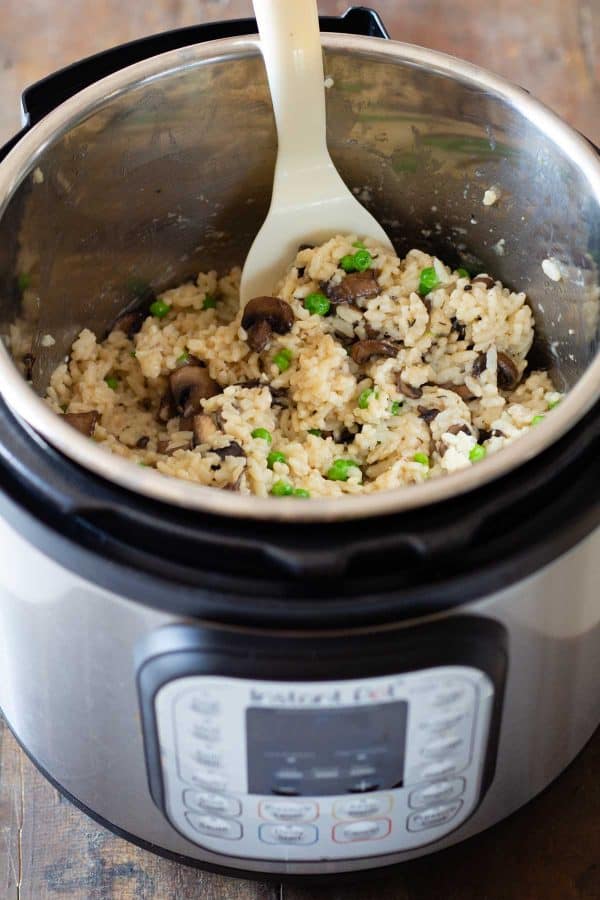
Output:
left=0, top=34, right=598, bottom=521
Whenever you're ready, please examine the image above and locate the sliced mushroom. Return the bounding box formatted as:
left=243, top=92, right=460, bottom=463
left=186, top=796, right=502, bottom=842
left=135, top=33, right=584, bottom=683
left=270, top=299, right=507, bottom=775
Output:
left=157, top=438, right=192, bottom=455
left=350, top=339, right=398, bottom=365
left=192, top=414, right=218, bottom=446
left=396, top=376, right=423, bottom=399
left=322, top=270, right=379, bottom=305
left=63, top=410, right=100, bottom=436
left=214, top=442, right=246, bottom=460
left=471, top=352, right=487, bottom=378
left=224, top=471, right=244, bottom=492
left=450, top=317, right=466, bottom=341
left=417, top=406, right=440, bottom=423
left=447, top=423, right=472, bottom=436
left=440, top=381, right=476, bottom=401
left=269, top=386, right=289, bottom=408
left=169, top=365, right=221, bottom=416
left=472, top=274, right=495, bottom=289
left=135, top=435, right=149, bottom=449
left=497, top=352, right=520, bottom=390
left=112, top=310, right=145, bottom=337
left=236, top=378, right=264, bottom=389
left=241, top=297, right=294, bottom=353
left=338, top=427, right=357, bottom=445
left=157, top=391, right=177, bottom=423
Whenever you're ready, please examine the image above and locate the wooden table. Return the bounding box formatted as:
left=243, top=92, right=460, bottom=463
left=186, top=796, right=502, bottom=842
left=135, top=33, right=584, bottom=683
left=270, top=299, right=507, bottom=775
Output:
left=0, top=1, right=599, bottom=897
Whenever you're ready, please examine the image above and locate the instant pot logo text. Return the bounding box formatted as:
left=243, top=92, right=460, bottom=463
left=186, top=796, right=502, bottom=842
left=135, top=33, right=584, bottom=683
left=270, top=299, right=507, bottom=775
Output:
left=249, top=682, right=397, bottom=706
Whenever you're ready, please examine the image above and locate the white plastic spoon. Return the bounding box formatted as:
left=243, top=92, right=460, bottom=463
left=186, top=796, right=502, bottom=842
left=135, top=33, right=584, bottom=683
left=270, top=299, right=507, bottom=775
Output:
left=240, top=0, right=393, bottom=305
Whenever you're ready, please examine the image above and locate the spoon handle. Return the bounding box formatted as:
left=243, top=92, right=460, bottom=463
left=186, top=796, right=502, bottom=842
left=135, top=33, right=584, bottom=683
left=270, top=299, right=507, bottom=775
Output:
left=253, top=0, right=329, bottom=166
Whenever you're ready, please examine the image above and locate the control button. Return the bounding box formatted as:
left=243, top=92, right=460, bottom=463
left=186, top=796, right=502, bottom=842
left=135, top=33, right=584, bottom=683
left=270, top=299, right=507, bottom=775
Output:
left=420, top=760, right=460, bottom=780
left=421, top=735, right=464, bottom=757
left=409, top=778, right=465, bottom=809
left=183, top=790, right=241, bottom=818
left=259, top=800, right=318, bottom=823
left=193, top=748, right=222, bottom=769
left=407, top=800, right=463, bottom=831
left=186, top=771, right=228, bottom=792
left=185, top=813, right=242, bottom=840
left=332, top=818, right=391, bottom=843
left=334, top=794, right=392, bottom=820
left=420, top=712, right=466, bottom=733
left=431, top=688, right=466, bottom=707
left=349, top=780, right=379, bottom=793
left=348, top=765, right=376, bottom=778
left=190, top=698, right=221, bottom=716
left=259, top=824, right=318, bottom=846
left=191, top=722, right=221, bottom=742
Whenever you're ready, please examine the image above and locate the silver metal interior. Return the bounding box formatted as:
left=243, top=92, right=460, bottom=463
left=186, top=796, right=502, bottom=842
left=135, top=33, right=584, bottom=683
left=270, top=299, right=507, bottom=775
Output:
left=0, top=35, right=598, bottom=521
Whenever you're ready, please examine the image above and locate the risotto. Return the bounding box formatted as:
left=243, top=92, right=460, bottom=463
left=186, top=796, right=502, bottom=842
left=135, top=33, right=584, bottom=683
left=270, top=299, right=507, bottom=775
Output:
left=45, top=235, right=561, bottom=498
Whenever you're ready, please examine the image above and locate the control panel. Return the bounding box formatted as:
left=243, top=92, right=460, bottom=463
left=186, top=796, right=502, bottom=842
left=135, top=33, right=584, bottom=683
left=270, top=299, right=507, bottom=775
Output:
left=152, top=666, right=494, bottom=861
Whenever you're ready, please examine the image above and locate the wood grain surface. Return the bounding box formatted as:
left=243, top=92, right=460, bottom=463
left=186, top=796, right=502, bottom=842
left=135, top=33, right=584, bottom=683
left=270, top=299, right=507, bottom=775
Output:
left=0, top=1, right=599, bottom=898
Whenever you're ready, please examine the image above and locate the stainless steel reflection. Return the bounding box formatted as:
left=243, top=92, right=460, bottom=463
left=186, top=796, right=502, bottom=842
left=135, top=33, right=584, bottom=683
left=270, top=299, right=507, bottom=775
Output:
left=0, top=35, right=598, bottom=521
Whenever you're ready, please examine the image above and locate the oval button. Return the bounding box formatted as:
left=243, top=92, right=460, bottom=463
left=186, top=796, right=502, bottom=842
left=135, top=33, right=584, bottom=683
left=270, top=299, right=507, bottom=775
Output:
left=183, top=789, right=241, bottom=818
left=333, top=794, right=392, bottom=820
left=185, top=813, right=242, bottom=840
left=332, top=818, right=391, bottom=843
left=409, top=778, right=465, bottom=809
left=259, top=800, right=318, bottom=822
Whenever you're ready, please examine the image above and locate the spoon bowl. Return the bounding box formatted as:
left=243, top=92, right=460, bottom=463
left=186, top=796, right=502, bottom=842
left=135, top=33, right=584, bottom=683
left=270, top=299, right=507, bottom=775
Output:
left=240, top=0, right=393, bottom=305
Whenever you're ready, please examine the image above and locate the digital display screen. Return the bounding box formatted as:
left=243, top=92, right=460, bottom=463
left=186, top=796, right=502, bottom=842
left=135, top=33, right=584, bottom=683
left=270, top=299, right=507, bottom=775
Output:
left=246, top=702, right=407, bottom=796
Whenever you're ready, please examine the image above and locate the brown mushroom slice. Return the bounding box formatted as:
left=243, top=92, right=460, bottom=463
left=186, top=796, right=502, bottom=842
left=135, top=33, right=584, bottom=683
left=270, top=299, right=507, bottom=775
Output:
left=471, top=352, right=487, bottom=378
left=63, top=410, right=100, bottom=436
left=169, top=365, right=221, bottom=416
left=396, top=376, right=423, bottom=400
left=157, top=391, right=177, bottom=423
left=417, top=406, right=440, bottom=423
left=192, top=414, right=218, bottom=446
left=214, top=442, right=246, bottom=460
left=439, top=381, right=476, bottom=401
left=472, top=274, right=495, bottom=289
left=135, top=435, right=150, bottom=449
left=112, top=310, right=145, bottom=337
left=497, top=351, right=520, bottom=391
left=22, top=353, right=35, bottom=380
left=157, top=437, right=192, bottom=455
left=322, top=270, right=379, bottom=305
left=350, top=339, right=398, bottom=365
left=242, top=297, right=294, bottom=334
left=447, top=423, right=472, bottom=436
left=247, top=319, right=273, bottom=353
left=450, top=317, right=466, bottom=341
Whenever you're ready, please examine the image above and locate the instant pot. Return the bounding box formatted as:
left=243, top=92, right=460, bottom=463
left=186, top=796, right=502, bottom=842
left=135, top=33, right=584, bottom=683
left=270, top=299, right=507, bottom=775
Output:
left=0, top=7, right=598, bottom=879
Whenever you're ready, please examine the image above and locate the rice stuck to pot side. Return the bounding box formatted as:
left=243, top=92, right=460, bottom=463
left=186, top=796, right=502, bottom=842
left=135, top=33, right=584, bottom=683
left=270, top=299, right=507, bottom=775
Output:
left=46, top=236, right=561, bottom=498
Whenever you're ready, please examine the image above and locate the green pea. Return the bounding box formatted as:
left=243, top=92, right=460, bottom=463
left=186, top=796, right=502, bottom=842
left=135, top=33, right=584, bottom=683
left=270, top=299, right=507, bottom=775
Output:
left=149, top=299, right=170, bottom=318
left=308, top=428, right=322, bottom=437
left=293, top=488, right=310, bottom=498
left=413, top=452, right=429, bottom=467
left=326, top=458, right=361, bottom=481
left=531, top=414, right=545, bottom=426
left=105, top=376, right=119, bottom=391
left=469, top=444, right=487, bottom=462
left=273, top=348, right=292, bottom=371
left=547, top=399, right=561, bottom=410
left=352, top=240, right=366, bottom=249
left=358, top=388, right=376, bottom=409
left=176, top=351, right=190, bottom=364
left=390, top=400, right=403, bottom=416
left=303, top=292, right=330, bottom=316
left=457, top=268, right=470, bottom=279
left=251, top=427, right=272, bottom=443
left=267, top=450, right=287, bottom=469
left=340, top=254, right=356, bottom=273
left=203, top=294, right=217, bottom=309
left=419, top=267, right=440, bottom=296
left=353, top=249, right=372, bottom=272
left=271, top=480, right=294, bottom=496
left=17, top=273, right=31, bottom=292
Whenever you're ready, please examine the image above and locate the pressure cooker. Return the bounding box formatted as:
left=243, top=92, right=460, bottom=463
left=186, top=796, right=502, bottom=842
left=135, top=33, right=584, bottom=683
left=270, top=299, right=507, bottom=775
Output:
left=0, top=7, right=598, bottom=879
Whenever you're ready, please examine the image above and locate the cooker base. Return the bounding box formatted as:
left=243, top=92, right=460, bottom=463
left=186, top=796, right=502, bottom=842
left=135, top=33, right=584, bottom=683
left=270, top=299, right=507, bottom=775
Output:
left=4, top=707, right=598, bottom=884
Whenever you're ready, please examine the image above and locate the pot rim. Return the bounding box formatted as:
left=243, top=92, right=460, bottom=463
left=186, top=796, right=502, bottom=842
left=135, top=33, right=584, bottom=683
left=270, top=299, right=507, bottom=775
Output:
left=0, top=33, right=598, bottom=523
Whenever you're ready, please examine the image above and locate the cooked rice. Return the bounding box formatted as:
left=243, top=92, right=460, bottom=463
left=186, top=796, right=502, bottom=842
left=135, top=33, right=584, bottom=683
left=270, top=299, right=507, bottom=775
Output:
left=45, top=235, right=561, bottom=498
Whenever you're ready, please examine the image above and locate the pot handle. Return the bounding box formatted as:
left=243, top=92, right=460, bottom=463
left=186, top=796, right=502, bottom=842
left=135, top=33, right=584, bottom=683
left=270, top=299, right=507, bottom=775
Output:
left=0, top=7, right=388, bottom=161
